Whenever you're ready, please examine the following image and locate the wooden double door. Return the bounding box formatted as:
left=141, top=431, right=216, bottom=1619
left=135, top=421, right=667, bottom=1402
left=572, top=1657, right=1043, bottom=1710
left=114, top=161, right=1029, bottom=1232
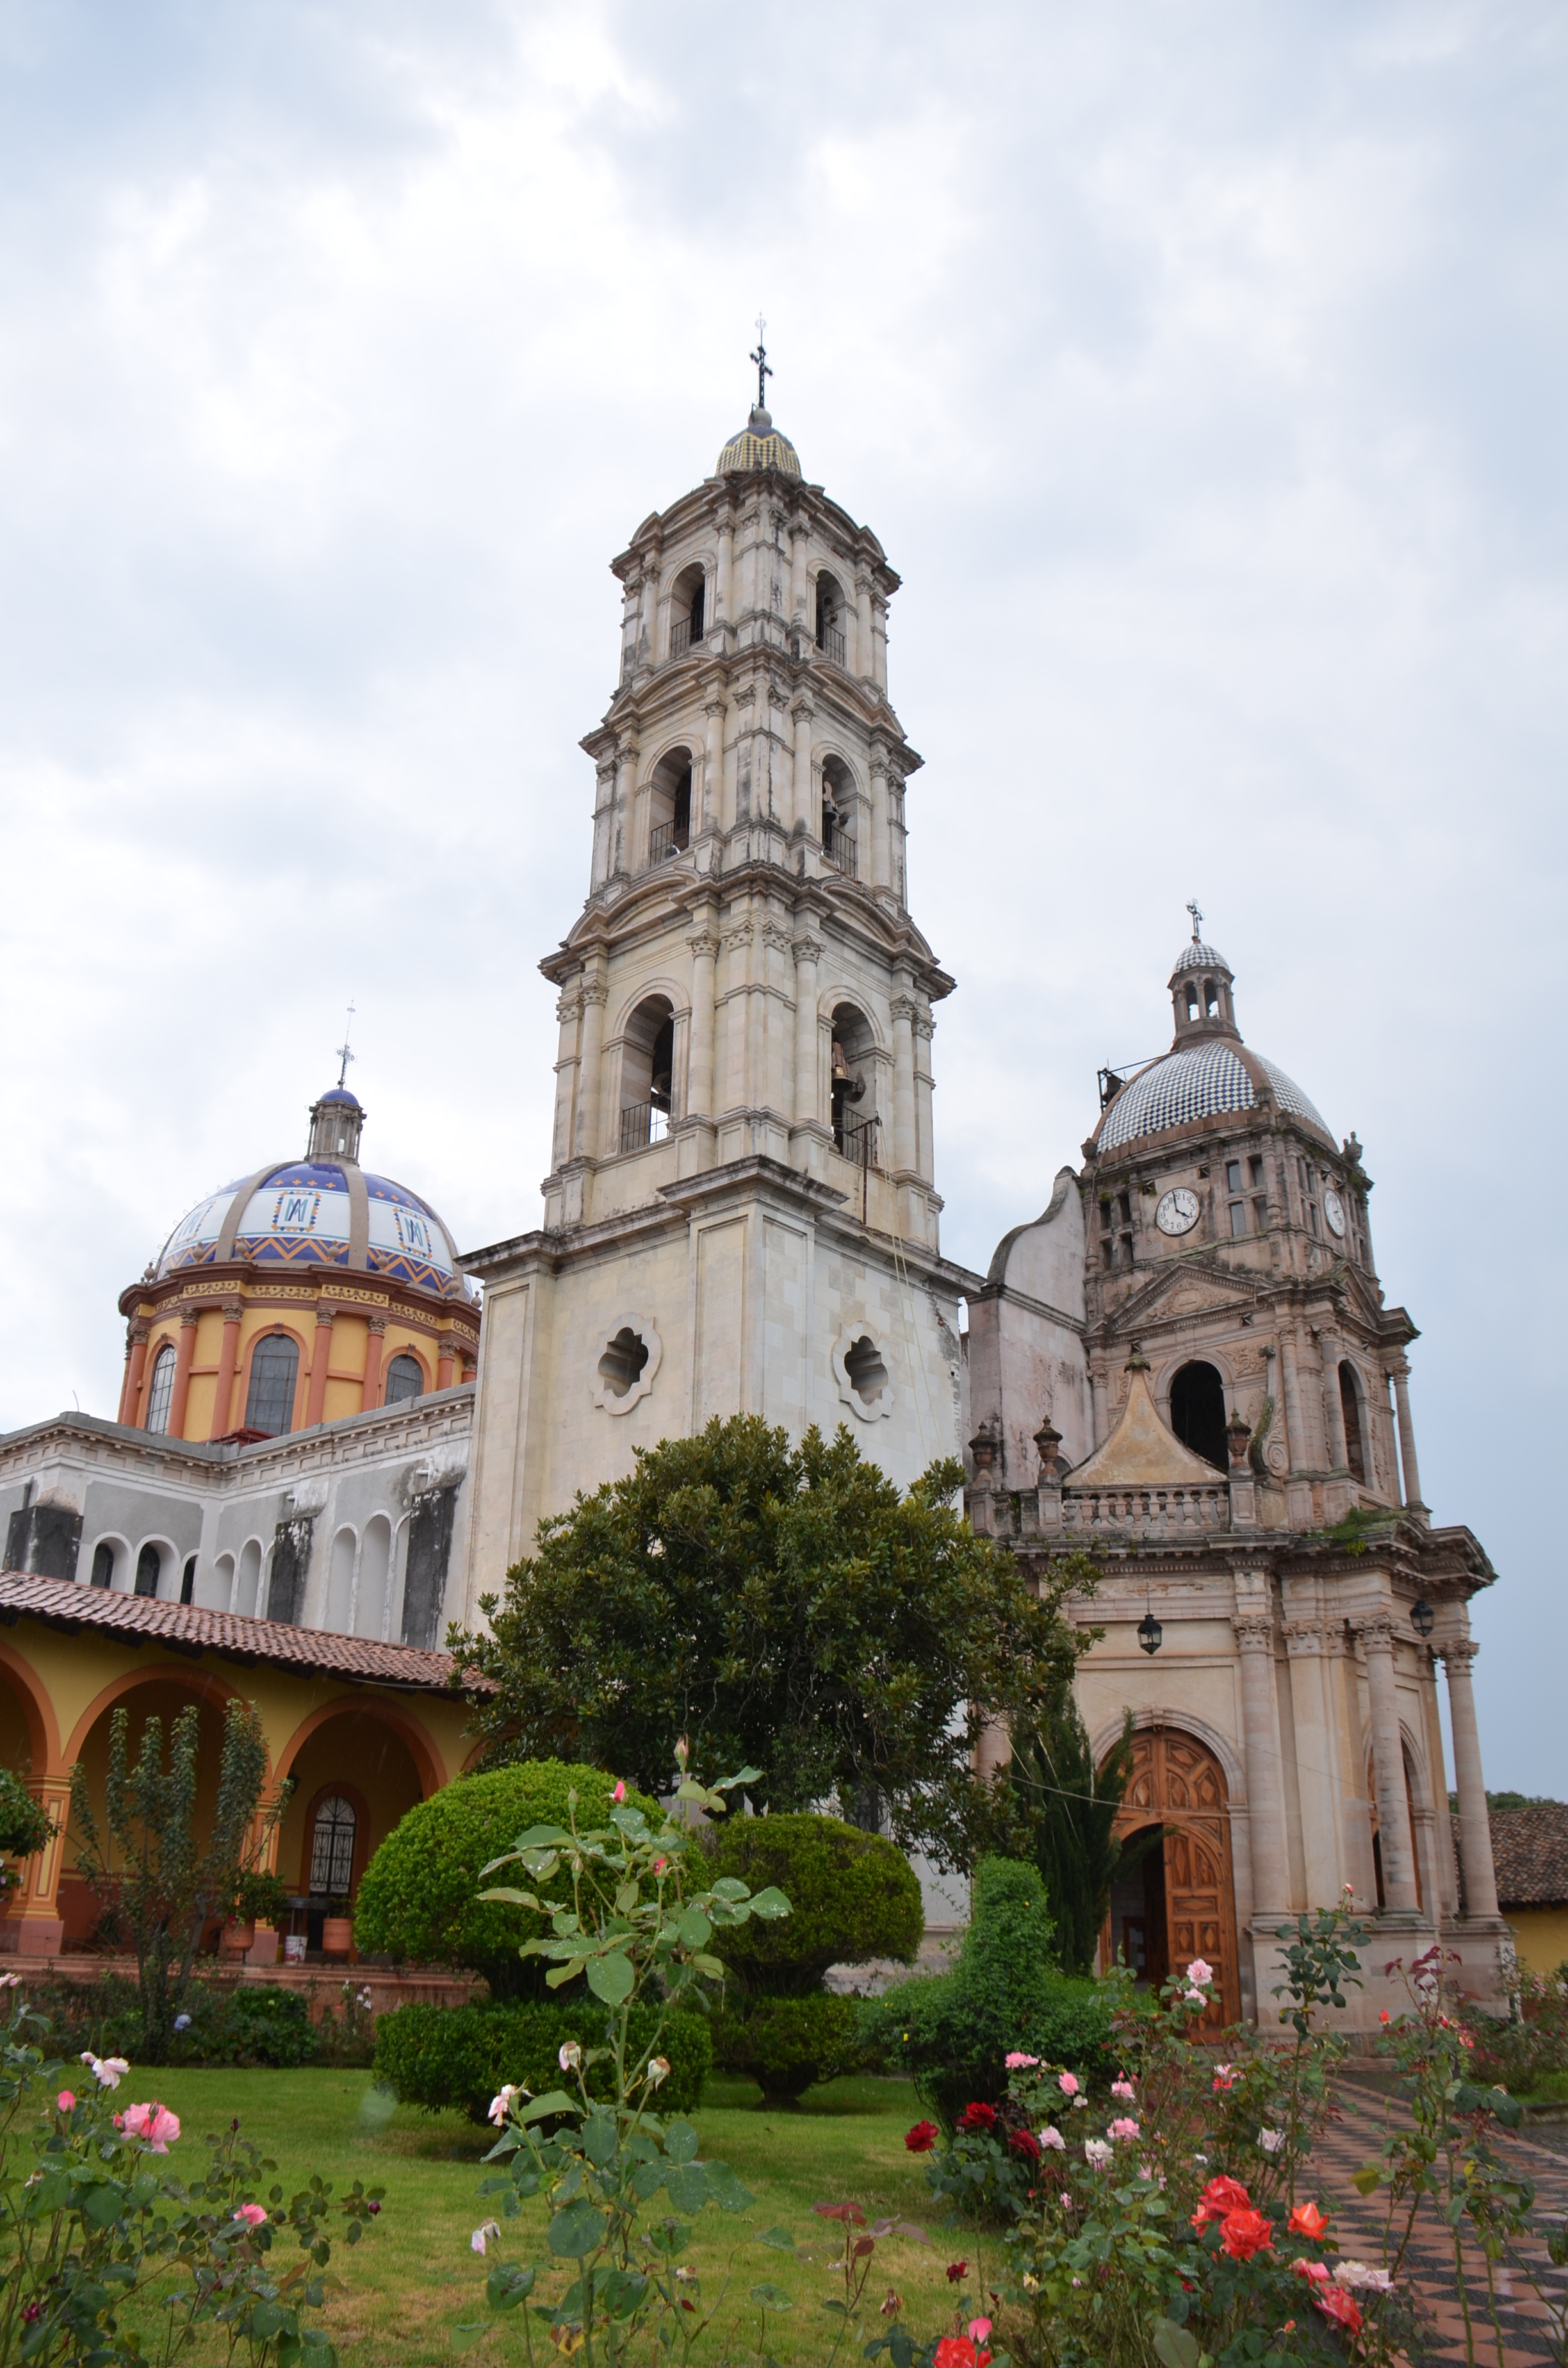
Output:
left=1109, top=1727, right=1241, bottom=2029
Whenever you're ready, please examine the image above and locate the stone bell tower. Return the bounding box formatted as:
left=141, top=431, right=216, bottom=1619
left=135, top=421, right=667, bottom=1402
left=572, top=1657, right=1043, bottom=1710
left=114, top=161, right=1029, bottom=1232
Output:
left=461, top=350, right=977, bottom=1601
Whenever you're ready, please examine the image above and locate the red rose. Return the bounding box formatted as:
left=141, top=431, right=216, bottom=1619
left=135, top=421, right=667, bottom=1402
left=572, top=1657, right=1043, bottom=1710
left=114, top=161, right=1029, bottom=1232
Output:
left=1008, top=2128, right=1042, bottom=2162
left=946, top=2260, right=968, bottom=2284
left=933, top=2341, right=990, bottom=2368
left=957, top=2103, right=998, bottom=2133
left=905, top=2121, right=940, bottom=2153
left=1287, top=2201, right=1329, bottom=2241
left=1191, top=2174, right=1253, bottom=2227
left=1313, top=2285, right=1362, bottom=2337
left=1219, top=2208, right=1274, bottom=2260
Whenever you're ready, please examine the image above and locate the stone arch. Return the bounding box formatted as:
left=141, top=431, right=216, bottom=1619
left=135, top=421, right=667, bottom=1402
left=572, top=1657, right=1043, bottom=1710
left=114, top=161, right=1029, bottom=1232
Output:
left=1101, top=1719, right=1242, bottom=2027
left=273, top=1699, right=441, bottom=1913
left=642, top=743, right=696, bottom=863
left=131, top=1535, right=179, bottom=1600
left=64, top=1661, right=248, bottom=1772
left=274, top=1696, right=445, bottom=1808
left=1166, top=1359, right=1229, bottom=1473
left=86, top=1534, right=128, bottom=1591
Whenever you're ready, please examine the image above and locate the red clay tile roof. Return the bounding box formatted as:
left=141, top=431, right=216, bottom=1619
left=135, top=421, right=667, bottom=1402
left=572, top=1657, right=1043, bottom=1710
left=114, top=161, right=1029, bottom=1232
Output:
left=1490, top=1804, right=1568, bottom=1908
left=0, top=1570, right=478, bottom=1695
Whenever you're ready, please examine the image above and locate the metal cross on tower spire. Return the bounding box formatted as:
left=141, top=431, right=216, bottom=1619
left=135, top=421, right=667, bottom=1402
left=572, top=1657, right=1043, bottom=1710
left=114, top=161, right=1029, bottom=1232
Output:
left=1186, top=899, right=1204, bottom=943
left=335, top=1002, right=357, bottom=1089
left=749, top=315, right=772, bottom=412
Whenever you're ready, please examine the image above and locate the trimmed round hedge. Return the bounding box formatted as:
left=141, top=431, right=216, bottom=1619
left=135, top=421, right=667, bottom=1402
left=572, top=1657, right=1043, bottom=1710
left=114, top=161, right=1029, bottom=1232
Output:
left=711, top=1993, right=865, bottom=2107
left=353, top=1761, right=660, bottom=1998
left=700, top=1813, right=923, bottom=1996
left=374, top=2000, right=711, bottom=2125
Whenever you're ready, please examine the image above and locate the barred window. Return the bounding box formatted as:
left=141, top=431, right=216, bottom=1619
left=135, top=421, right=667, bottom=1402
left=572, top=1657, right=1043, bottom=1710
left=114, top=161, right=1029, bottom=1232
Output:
left=244, top=1336, right=299, bottom=1436
left=144, top=1345, right=176, bottom=1436
left=309, top=1795, right=357, bottom=1897
left=384, top=1354, right=423, bottom=1404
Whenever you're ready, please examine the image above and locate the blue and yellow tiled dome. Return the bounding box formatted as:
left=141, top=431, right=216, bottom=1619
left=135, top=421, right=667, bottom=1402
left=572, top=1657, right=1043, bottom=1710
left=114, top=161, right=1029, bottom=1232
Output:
left=717, top=405, right=801, bottom=477
left=152, top=1086, right=477, bottom=1305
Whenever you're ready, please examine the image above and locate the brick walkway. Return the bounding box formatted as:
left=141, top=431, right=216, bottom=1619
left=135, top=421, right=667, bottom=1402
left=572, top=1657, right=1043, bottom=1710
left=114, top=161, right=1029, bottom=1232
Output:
left=1307, top=2083, right=1568, bottom=2364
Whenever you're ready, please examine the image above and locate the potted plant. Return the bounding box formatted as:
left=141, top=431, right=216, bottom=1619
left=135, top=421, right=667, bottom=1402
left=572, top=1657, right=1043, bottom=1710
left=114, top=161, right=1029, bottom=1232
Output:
left=320, top=1896, right=354, bottom=1959
left=222, top=1867, right=289, bottom=1955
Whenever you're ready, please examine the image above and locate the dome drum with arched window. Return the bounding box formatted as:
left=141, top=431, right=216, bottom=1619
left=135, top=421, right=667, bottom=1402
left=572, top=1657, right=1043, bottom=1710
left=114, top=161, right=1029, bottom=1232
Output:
left=117, top=1082, right=480, bottom=1447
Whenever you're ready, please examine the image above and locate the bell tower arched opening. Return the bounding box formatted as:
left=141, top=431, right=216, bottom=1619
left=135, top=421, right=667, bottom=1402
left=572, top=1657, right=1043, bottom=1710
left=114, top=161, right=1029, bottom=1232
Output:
left=618, top=995, right=675, bottom=1154
left=821, top=756, right=856, bottom=876
left=815, top=570, right=846, bottom=665
left=1339, top=1361, right=1367, bottom=1483
left=647, top=747, right=693, bottom=866
left=1170, top=1360, right=1227, bottom=1472
left=829, top=1003, right=876, bottom=1165
left=669, top=564, right=705, bottom=661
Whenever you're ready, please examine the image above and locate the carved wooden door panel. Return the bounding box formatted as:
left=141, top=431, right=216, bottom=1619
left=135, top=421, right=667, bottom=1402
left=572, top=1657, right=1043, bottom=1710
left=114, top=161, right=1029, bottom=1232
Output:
left=1112, top=1728, right=1241, bottom=2028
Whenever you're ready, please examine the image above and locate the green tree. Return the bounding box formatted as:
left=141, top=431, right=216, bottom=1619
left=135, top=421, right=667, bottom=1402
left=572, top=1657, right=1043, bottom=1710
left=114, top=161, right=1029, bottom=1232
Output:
left=450, top=1415, right=1093, bottom=1864
left=70, top=1698, right=288, bottom=2062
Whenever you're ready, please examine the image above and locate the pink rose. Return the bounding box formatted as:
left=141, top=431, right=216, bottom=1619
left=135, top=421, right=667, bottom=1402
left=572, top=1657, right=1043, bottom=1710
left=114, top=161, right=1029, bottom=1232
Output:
left=1110, top=2079, right=1135, bottom=2100
left=612, top=1781, right=626, bottom=1804
left=1004, top=2051, right=1040, bottom=2069
left=1108, top=2117, right=1140, bottom=2141
left=1186, top=1958, right=1213, bottom=1985
left=119, top=2100, right=180, bottom=2153
left=1039, top=2126, right=1066, bottom=2150
left=56, top=2091, right=76, bottom=2113
left=233, top=2203, right=268, bottom=2228
left=1057, top=2073, right=1079, bottom=2097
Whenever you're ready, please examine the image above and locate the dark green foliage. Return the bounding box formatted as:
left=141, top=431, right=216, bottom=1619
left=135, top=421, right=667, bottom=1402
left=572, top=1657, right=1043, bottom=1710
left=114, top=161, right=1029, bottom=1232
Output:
left=69, top=1696, right=288, bottom=2062
left=27, top=1972, right=320, bottom=2067
left=231, top=1867, right=290, bottom=1927
left=862, top=1855, right=1116, bottom=2127
left=710, top=1993, right=865, bottom=2105
left=979, top=1700, right=1158, bottom=1977
left=0, top=1768, right=54, bottom=1861
left=449, top=1415, right=1092, bottom=1866
left=373, top=1998, right=711, bottom=2123
left=353, top=1762, right=660, bottom=1998
left=700, top=1813, right=923, bottom=1996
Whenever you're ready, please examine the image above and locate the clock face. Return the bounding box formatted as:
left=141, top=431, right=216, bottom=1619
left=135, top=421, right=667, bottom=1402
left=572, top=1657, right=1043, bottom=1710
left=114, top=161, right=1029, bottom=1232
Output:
left=1323, top=1187, right=1346, bottom=1237
left=1155, top=1187, right=1200, bottom=1237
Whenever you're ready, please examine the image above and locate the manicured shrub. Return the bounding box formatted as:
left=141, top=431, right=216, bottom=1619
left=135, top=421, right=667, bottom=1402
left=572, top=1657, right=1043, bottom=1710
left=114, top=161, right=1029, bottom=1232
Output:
left=26, top=1973, right=319, bottom=2068
left=352, top=1761, right=660, bottom=1998
left=0, top=1768, right=54, bottom=1862
left=861, top=1855, right=1116, bottom=2127
left=373, top=1999, right=711, bottom=2124
left=710, top=1993, right=865, bottom=2107
left=701, top=1813, right=924, bottom=1995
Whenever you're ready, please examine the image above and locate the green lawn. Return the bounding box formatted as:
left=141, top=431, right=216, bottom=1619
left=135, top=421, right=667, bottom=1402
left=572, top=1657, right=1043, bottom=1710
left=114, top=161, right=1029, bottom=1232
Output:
left=133, top=2068, right=979, bottom=2365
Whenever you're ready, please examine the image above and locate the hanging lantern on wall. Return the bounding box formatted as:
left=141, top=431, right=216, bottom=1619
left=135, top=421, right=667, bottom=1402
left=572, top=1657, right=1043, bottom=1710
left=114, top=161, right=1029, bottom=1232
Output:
left=1410, top=1598, right=1435, bottom=1639
left=1137, top=1609, right=1163, bottom=1656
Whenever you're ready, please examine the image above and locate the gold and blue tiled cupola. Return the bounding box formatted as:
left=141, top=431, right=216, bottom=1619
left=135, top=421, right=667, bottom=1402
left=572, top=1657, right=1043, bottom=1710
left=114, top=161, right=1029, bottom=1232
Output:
left=715, top=403, right=801, bottom=478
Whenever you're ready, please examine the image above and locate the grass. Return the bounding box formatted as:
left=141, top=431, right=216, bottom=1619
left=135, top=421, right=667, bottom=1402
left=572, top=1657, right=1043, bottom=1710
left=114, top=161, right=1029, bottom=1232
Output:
left=129, top=2067, right=981, bottom=2365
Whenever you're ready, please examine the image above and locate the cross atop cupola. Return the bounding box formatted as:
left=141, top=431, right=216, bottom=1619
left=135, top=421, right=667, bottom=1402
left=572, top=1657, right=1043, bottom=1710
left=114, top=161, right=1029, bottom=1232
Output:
left=1168, top=913, right=1239, bottom=1043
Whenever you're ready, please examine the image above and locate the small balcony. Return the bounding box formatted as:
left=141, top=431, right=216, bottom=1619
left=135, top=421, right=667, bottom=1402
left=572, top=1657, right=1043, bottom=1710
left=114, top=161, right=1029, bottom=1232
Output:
left=647, top=823, right=689, bottom=866
left=817, top=625, right=847, bottom=668
left=669, top=618, right=694, bottom=661
left=618, top=1101, right=673, bottom=1154
left=822, top=834, right=857, bottom=880
left=833, top=1110, right=879, bottom=1169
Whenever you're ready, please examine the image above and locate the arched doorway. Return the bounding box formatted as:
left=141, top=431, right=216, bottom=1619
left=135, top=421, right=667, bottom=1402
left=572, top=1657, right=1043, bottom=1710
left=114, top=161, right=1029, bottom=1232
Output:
left=1106, top=1727, right=1241, bottom=2027
left=1170, top=1362, right=1228, bottom=1472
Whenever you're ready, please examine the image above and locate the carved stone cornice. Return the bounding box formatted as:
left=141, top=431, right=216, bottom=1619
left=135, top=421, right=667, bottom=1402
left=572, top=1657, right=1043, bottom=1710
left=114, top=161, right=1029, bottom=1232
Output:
left=721, top=922, right=754, bottom=953
left=555, top=991, right=583, bottom=1024
left=761, top=922, right=795, bottom=955
left=1283, top=1618, right=1327, bottom=1657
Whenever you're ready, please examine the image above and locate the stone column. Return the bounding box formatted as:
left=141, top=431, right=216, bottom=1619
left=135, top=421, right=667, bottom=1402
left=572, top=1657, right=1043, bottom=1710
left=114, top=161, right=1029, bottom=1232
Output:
left=1357, top=1616, right=1419, bottom=1909
left=591, top=760, right=616, bottom=889
left=1277, top=1331, right=1306, bottom=1470
left=305, top=1307, right=336, bottom=1426
left=1234, top=1611, right=1291, bottom=1915
left=869, top=752, right=892, bottom=891
left=789, top=519, right=808, bottom=637
left=612, top=734, right=638, bottom=879
left=686, top=921, right=719, bottom=1121
left=361, top=1314, right=386, bottom=1411
left=715, top=505, right=733, bottom=625
left=854, top=570, right=874, bottom=680
left=118, top=1320, right=149, bottom=1425
left=573, top=969, right=608, bottom=1159
left=167, top=1307, right=201, bottom=1440
left=1441, top=1640, right=1499, bottom=1918
left=208, top=1299, right=244, bottom=1439
left=871, top=591, right=888, bottom=690
left=911, top=1011, right=935, bottom=1183
left=1388, top=1358, right=1428, bottom=1516
left=790, top=696, right=813, bottom=836
left=793, top=932, right=823, bottom=1129
left=701, top=695, right=726, bottom=832
left=890, top=994, right=919, bottom=1176
left=1319, top=1331, right=1350, bottom=1470
left=436, top=1338, right=455, bottom=1391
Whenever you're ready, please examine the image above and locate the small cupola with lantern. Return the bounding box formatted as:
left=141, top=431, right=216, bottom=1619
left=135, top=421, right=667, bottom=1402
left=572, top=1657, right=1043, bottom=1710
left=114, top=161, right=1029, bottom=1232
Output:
left=1168, top=902, right=1239, bottom=1043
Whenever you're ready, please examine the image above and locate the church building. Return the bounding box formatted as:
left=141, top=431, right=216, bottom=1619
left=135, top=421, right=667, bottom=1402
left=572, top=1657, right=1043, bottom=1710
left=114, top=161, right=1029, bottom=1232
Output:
left=0, top=365, right=1508, bottom=2024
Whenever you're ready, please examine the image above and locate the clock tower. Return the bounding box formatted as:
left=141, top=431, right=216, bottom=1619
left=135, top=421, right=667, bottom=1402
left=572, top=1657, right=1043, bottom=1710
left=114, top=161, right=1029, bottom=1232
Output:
left=460, top=363, right=975, bottom=1600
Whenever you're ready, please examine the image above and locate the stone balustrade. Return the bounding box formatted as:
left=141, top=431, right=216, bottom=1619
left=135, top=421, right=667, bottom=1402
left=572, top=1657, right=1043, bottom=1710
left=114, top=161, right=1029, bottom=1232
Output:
left=1058, top=1481, right=1231, bottom=1542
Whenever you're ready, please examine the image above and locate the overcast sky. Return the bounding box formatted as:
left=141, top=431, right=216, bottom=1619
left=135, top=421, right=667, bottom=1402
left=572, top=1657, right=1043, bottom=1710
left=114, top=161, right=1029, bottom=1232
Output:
left=1, top=1, right=1562, bottom=1791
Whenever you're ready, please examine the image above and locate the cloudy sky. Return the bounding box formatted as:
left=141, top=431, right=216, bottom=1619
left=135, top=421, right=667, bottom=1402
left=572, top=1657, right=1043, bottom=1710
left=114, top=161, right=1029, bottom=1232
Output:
left=1, top=1, right=1562, bottom=1788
